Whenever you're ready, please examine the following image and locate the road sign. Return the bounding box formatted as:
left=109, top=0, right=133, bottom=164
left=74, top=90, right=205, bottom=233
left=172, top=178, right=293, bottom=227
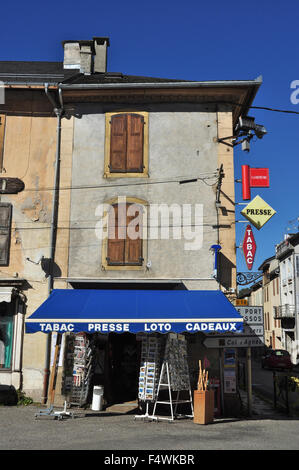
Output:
left=235, top=306, right=263, bottom=325
left=241, top=195, right=276, bottom=230
left=242, top=224, right=256, bottom=270
left=235, top=299, right=248, bottom=306
left=203, top=305, right=264, bottom=348
left=203, top=335, right=264, bottom=348
left=243, top=324, right=264, bottom=336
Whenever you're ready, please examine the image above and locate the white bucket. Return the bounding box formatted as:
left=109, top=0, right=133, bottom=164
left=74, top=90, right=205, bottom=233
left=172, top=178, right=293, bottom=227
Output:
left=91, top=385, right=104, bottom=411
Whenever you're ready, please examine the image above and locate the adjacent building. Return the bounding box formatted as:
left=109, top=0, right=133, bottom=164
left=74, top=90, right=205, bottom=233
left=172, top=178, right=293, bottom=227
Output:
left=245, top=232, right=299, bottom=364
left=0, top=60, right=73, bottom=399
left=275, top=233, right=299, bottom=364
left=258, top=256, right=282, bottom=350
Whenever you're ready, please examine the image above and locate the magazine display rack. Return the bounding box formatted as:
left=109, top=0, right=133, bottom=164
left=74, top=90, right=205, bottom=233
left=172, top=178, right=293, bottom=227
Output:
left=63, top=333, right=95, bottom=407
left=135, top=335, right=162, bottom=420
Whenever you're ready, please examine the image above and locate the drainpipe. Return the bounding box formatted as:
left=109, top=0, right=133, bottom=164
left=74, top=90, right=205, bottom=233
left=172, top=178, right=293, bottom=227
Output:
left=42, top=83, right=63, bottom=404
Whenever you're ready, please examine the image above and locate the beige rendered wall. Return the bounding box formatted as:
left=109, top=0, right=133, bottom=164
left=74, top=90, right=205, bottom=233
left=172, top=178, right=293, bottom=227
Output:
left=217, top=108, right=236, bottom=296
left=0, top=99, right=73, bottom=400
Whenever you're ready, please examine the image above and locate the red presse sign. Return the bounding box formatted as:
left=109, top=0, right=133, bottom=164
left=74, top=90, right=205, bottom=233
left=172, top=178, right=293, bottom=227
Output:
left=242, top=224, right=256, bottom=270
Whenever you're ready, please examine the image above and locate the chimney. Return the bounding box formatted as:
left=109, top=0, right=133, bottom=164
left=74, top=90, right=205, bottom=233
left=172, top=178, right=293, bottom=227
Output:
left=63, top=40, right=94, bottom=75
left=62, top=37, right=110, bottom=75
left=93, top=37, right=110, bottom=73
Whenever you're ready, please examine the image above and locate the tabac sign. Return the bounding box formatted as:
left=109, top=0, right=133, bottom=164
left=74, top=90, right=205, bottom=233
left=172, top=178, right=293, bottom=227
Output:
left=242, top=224, right=256, bottom=270
left=241, top=195, right=276, bottom=230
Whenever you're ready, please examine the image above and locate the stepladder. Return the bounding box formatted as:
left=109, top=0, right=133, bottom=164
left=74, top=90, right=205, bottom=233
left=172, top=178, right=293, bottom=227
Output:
left=151, top=362, right=194, bottom=422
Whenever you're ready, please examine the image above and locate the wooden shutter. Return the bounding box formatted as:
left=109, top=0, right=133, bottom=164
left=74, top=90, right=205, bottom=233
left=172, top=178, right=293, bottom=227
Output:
left=109, top=115, right=127, bottom=172
left=107, top=204, right=125, bottom=265
left=126, top=114, right=144, bottom=172
left=0, top=203, right=12, bottom=266
left=125, top=203, right=143, bottom=265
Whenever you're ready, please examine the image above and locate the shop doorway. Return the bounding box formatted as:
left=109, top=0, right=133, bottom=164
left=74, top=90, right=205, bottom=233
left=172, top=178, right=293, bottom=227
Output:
left=108, top=333, right=140, bottom=405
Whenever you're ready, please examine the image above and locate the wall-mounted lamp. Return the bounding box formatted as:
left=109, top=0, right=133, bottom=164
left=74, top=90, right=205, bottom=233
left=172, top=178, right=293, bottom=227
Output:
left=210, top=244, right=222, bottom=279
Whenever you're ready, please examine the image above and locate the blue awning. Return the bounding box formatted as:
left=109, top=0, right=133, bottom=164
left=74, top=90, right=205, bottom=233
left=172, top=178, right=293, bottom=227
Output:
left=25, top=289, right=243, bottom=334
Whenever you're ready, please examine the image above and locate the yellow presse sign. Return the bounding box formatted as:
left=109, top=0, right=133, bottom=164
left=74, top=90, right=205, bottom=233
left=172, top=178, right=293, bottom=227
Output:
left=241, top=195, right=276, bottom=230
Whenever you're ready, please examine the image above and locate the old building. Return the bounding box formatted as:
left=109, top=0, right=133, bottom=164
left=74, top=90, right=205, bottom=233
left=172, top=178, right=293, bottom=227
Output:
left=275, top=233, right=299, bottom=364
left=0, top=37, right=262, bottom=414
left=258, top=256, right=282, bottom=350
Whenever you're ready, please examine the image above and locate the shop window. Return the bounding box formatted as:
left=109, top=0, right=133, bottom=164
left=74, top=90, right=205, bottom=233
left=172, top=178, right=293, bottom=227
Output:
left=104, top=111, right=149, bottom=178
left=0, top=302, right=14, bottom=369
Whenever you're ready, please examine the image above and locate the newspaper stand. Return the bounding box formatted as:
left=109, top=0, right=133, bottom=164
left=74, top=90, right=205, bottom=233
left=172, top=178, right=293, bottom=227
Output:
left=67, top=333, right=94, bottom=408
left=135, top=334, right=162, bottom=421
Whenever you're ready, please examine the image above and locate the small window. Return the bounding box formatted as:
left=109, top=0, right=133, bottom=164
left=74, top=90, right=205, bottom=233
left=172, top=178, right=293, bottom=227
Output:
left=105, top=112, right=148, bottom=178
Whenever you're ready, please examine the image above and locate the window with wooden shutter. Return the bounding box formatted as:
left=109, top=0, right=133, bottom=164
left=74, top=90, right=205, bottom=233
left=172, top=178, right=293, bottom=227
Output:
left=126, top=203, right=143, bottom=265
left=106, top=202, right=143, bottom=267
left=0, top=203, right=12, bottom=266
left=110, top=115, right=127, bottom=172
left=105, top=111, right=148, bottom=178
left=107, top=203, right=126, bottom=265
left=126, top=114, right=144, bottom=172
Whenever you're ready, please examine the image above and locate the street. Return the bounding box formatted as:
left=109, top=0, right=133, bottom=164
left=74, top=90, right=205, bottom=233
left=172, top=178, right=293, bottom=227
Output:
left=0, top=400, right=299, bottom=452
left=241, top=357, right=299, bottom=414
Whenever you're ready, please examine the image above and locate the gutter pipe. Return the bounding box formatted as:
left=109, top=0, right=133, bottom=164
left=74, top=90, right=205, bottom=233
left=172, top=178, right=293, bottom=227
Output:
left=58, top=76, right=262, bottom=90
left=42, top=83, right=63, bottom=404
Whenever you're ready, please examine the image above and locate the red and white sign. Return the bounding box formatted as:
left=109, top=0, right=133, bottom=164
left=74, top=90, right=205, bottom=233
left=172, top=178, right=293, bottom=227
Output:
left=242, top=165, right=270, bottom=200
left=242, top=224, right=256, bottom=270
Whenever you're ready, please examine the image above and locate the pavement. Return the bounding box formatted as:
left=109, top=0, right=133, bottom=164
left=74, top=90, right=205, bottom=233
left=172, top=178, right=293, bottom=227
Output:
left=1, top=391, right=299, bottom=452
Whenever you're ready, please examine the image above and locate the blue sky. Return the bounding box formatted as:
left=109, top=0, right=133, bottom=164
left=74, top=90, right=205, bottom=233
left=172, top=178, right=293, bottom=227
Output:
left=1, top=0, right=298, bottom=275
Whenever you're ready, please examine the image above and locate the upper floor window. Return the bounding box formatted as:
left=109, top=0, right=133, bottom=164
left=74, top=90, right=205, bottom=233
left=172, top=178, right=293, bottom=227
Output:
left=101, top=198, right=147, bottom=270
left=104, top=112, right=149, bottom=178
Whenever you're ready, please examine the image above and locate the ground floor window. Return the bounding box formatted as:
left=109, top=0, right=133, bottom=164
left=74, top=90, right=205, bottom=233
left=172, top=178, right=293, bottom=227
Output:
left=0, top=302, right=14, bottom=369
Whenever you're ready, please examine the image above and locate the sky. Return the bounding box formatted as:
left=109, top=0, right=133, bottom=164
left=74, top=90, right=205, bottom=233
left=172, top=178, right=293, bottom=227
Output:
left=1, top=0, right=298, bottom=279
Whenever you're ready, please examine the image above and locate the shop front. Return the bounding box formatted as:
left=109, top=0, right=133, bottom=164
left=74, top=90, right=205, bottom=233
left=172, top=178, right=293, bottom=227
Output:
left=26, top=289, right=244, bottom=417
left=0, top=286, right=25, bottom=392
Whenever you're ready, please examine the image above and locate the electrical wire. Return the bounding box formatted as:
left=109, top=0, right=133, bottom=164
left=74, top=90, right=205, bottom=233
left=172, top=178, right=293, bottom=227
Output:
left=11, top=221, right=223, bottom=231
left=18, top=172, right=219, bottom=193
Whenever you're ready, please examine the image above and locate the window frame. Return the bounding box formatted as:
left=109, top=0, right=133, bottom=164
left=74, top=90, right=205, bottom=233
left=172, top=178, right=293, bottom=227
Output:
left=104, top=111, right=149, bottom=178
left=101, top=197, right=148, bottom=271
left=0, top=301, right=15, bottom=370
left=0, top=203, right=12, bottom=267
